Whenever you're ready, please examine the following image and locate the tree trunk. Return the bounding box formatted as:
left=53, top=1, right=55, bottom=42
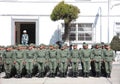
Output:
left=63, top=22, right=71, bottom=42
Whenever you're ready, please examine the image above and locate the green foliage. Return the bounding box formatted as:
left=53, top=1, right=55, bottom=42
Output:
left=50, top=1, right=80, bottom=41
left=110, top=36, right=120, bottom=51
left=50, top=1, right=80, bottom=23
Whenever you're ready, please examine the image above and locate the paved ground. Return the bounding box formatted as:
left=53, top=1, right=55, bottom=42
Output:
left=0, top=63, right=120, bottom=84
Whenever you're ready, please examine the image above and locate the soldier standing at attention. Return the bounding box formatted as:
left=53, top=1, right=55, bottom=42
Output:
left=70, top=44, right=80, bottom=77
left=103, top=44, right=115, bottom=78
left=3, top=46, right=14, bottom=78
left=59, top=44, right=70, bottom=77
left=47, top=45, right=58, bottom=77
left=14, top=45, right=26, bottom=78
left=21, top=30, right=29, bottom=45
left=25, top=44, right=36, bottom=78
left=0, top=46, right=5, bottom=73
left=92, top=43, right=103, bottom=77
left=35, top=44, right=47, bottom=78
left=80, top=43, right=92, bottom=77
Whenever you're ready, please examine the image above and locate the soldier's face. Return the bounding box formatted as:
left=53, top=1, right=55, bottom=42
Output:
left=49, top=46, right=54, bottom=49
left=106, top=45, right=111, bottom=50
left=73, top=45, right=77, bottom=49
left=95, top=45, right=99, bottom=49
left=83, top=46, right=88, bottom=49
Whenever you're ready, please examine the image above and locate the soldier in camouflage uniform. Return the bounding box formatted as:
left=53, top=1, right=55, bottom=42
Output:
left=0, top=46, right=5, bottom=73
left=59, top=44, right=70, bottom=77
left=103, top=44, right=115, bottom=78
left=80, top=43, right=92, bottom=77
left=14, top=45, right=26, bottom=78
left=25, top=44, right=36, bottom=78
left=92, top=43, right=103, bottom=77
left=35, top=44, right=47, bottom=77
left=47, top=45, right=58, bottom=77
left=70, top=44, right=80, bottom=77
left=3, top=46, right=14, bottom=78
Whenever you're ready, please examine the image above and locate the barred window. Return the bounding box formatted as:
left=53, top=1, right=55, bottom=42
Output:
left=69, top=23, right=93, bottom=42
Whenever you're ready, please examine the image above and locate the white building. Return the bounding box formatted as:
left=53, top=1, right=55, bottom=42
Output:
left=0, top=0, right=120, bottom=48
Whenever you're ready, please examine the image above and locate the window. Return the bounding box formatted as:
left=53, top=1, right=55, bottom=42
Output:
left=61, top=23, right=93, bottom=42
left=115, top=22, right=120, bottom=37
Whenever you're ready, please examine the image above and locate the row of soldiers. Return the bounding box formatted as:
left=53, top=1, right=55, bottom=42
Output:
left=0, top=43, right=115, bottom=78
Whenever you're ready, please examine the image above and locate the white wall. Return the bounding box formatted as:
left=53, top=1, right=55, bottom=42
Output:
left=0, top=0, right=119, bottom=46
left=0, top=16, right=12, bottom=45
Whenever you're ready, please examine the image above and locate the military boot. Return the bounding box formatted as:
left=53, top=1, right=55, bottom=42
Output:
left=107, top=73, right=111, bottom=78
left=25, top=73, right=32, bottom=78
left=86, top=72, right=89, bottom=77
left=15, top=73, right=21, bottom=78
left=4, top=73, right=10, bottom=78
left=83, top=72, right=86, bottom=77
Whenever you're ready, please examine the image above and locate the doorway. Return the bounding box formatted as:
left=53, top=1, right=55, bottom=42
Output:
left=15, top=22, right=36, bottom=45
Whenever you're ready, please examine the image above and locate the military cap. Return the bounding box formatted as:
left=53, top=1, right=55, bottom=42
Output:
left=0, top=46, right=4, bottom=48
left=18, top=44, right=23, bottom=47
left=105, top=43, right=110, bottom=46
left=83, top=43, right=88, bottom=46
left=95, top=43, right=100, bottom=46
left=40, top=44, right=45, bottom=46
left=62, top=43, right=67, bottom=47
left=6, top=45, right=13, bottom=48
left=49, top=44, right=54, bottom=47
left=54, top=44, right=59, bottom=47
left=29, top=43, right=35, bottom=46
left=73, top=44, right=77, bottom=46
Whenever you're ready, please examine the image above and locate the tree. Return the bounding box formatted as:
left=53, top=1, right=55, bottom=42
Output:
left=110, top=36, right=120, bottom=52
left=50, top=1, right=80, bottom=42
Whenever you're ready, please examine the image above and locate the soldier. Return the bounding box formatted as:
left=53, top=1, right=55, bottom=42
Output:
left=21, top=30, right=29, bottom=45
left=80, top=43, right=92, bottom=77
left=25, top=44, right=36, bottom=78
left=0, top=46, right=5, bottom=73
left=70, top=44, right=80, bottom=77
left=103, top=44, right=115, bottom=78
left=47, top=45, right=58, bottom=77
left=59, top=44, right=70, bottom=77
left=35, top=44, right=47, bottom=78
left=14, top=45, right=26, bottom=78
left=3, top=46, right=14, bottom=78
left=92, top=43, right=103, bottom=77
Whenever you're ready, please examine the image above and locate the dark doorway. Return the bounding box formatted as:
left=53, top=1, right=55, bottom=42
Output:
left=15, top=22, right=36, bottom=45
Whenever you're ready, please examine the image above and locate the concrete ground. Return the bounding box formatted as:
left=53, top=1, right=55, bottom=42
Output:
left=0, top=63, right=120, bottom=84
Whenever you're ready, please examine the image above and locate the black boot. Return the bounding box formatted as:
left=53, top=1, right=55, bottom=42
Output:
left=73, top=72, right=77, bottom=77
left=26, top=73, right=32, bottom=78
left=98, top=72, right=101, bottom=77
left=15, top=74, right=21, bottom=78
left=106, top=73, right=109, bottom=78
left=108, top=73, right=111, bottom=78
left=36, top=73, right=41, bottom=78
left=95, top=72, right=98, bottom=77
left=41, top=72, right=44, bottom=77
left=86, top=72, right=89, bottom=77
left=83, top=72, right=86, bottom=77
left=4, top=73, right=10, bottom=78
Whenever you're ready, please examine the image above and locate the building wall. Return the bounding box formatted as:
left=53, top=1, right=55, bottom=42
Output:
left=0, top=0, right=119, bottom=46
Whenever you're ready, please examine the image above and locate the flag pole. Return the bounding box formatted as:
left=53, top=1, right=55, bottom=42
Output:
left=108, top=0, right=110, bottom=43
